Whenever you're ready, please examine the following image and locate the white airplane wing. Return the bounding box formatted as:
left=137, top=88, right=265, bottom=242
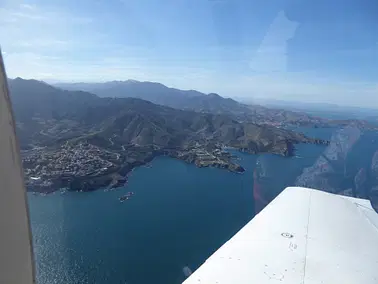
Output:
left=183, top=187, right=378, bottom=284
left=0, top=50, right=36, bottom=283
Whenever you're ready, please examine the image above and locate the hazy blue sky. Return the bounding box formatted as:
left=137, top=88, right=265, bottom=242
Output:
left=1, top=0, right=378, bottom=107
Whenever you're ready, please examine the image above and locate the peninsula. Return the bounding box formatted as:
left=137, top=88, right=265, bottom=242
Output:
left=10, top=78, right=332, bottom=193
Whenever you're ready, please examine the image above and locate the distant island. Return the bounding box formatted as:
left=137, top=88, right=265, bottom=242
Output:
left=12, top=78, right=375, bottom=194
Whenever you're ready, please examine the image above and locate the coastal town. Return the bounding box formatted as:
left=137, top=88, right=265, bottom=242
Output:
left=21, top=141, right=245, bottom=193
left=22, top=142, right=119, bottom=192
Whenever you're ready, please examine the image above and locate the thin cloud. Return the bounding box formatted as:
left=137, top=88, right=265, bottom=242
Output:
left=0, top=4, right=93, bottom=27
left=0, top=3, right=94, bottom=54
left=16, top=39, right=70, bottom=48
left=10, top=11, right=44, bottom=20
left=19, top=4, right=36, bottom=10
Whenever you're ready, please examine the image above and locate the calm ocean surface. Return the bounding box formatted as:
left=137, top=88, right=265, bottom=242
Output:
left=28, top=128, right=334, bottom=284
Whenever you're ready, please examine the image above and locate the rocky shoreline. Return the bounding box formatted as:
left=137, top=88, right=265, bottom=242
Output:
left=24, top=136, right=330, bottom=194
left=25, top=148, right=246, bottom=193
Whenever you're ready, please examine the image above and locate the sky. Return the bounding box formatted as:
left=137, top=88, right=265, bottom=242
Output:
left=1, top=0, right=378, bottom=107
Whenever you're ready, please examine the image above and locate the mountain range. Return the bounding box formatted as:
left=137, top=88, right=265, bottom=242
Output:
left=54, top=80, right=376, bottom=129
left=9, top=77, right=333, bottom=192
left=54, top=80, right=253, bottom=119
left=10, top=78, right=322, bottom=155
left=9, top=77, right=377, bottom=196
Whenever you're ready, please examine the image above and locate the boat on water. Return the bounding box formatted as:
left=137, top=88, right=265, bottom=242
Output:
left=118, top=191, right=135, bottom=202
left=119, top=196, right=129, bottom=202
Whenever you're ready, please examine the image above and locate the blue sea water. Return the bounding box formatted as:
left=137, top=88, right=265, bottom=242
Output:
left=28, top=129, right=335, bottom=284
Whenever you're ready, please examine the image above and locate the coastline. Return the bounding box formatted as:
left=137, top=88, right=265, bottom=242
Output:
left=26, top=151, right=246, bottom=194
left=25, top=137, right=331, bottom=194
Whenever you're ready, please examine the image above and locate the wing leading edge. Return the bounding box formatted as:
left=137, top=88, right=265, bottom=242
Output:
left=183, top=187, right=378, bottom=284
